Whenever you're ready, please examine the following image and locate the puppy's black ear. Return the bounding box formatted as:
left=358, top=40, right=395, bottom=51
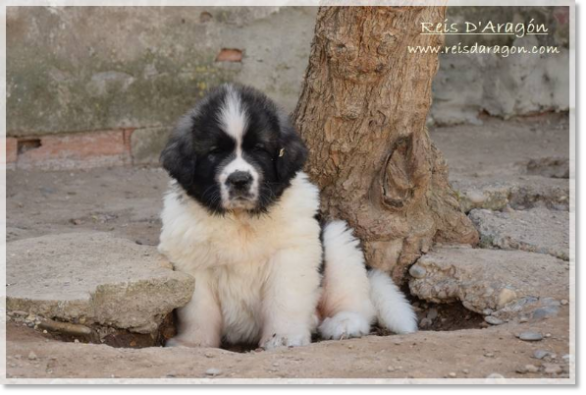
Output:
left=275, top=118, right=308, bottom=183
left=160, top=118, right=196, bottom=189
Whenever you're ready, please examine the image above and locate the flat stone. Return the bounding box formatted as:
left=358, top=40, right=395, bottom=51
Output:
left=484, top=316, right=504, bottom=325
left=517, top=332, right=543, bottom=342
left=532, top=305, right=561, bottom=320
left=409, top=246, right=569, bottom=316
left=7, top=232, right=194, bottom=333
left=516, top=364, right=540, bottom=374
left=451, top=175, right=569, bottom=213
left=469, top=208, right=569, bottom=260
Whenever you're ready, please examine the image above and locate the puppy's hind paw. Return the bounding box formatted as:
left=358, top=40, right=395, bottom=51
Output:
left=319, top=311, right=371, bottom=340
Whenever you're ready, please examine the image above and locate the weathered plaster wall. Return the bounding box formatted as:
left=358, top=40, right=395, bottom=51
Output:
left=7, top=6, right=317, bottom=137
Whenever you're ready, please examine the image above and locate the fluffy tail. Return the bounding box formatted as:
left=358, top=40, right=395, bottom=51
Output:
left=320, top=220, right=418, bottom=335
left=367, top=268, right=418, bottom=334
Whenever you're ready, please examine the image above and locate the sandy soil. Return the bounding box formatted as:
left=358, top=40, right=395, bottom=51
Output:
left=4, top=114, right=572, bottom=381
left=5, top=314, right=571, bottom=381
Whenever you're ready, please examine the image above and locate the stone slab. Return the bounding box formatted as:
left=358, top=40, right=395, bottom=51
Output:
left=6, top=232, right=195, bottom=333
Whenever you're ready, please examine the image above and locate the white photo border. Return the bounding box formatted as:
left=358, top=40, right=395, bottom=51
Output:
left=0, top=0, right=577, bottom=386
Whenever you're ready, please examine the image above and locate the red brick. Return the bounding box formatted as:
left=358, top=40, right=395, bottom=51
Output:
left=215, top=48, right=243, bottom=62
left=4, top=137, right=18, bottom=164
left=17, top=130, right=130, bottom=169
left=123, top=128, right=135, bottom=154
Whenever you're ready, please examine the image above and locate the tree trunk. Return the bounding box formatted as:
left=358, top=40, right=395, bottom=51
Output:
left=294, top=6, right=479, bottom=283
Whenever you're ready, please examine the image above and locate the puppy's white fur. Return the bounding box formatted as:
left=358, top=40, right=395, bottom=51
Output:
left=368, top=269, right=418, bottom=334
left=160, top=172, right=322, bottom=349
left=160, top=173, right=417, bottom=350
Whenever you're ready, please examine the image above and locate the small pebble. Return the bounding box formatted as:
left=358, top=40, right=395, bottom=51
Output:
left=205, top=351, right=214, bottom=358
left=484, top=316, right=504, bottom=325
left=543, top=363, right=562, bottom=374
left=448, top=372, right=457, bottom=378
left=486, top=373, right=504, bottom=379
left=427, top=308, right=438, bottom=321
left=533, top=350, right=549, bottom=359
left=561, top=299, right=569, bottom=306
left=28, top=351, right=37, bottom=361
left=519, top=317, right=529, bottom=323
left=74, top=339, right=80, bottom=343
left=205, top=368, right=222, bottom=377
left=516, top=364, right=539, bottom=374
left=409, top=265, right=426, bottom=279
left=517, top=331, right=543, bottom=342
left=484, top=352, right=495, bottom=358
left=462, top=369, right=470, bottom=375
left=419, top=318, right=432, bottom=328
left=387, top=366, right=396, bottom=372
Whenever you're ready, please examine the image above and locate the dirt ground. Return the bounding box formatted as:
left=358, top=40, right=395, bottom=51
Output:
left=5, top=314, right=571, bottom=381
left=4, top=114, right=573, bottom=381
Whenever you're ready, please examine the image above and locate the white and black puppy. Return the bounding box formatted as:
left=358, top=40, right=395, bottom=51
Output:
left=158, top=84, right=417, bottom=350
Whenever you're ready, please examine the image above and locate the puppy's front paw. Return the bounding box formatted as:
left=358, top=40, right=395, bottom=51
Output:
left=261, top=331, right=311, bottom=351
left=165, top=335, right=219, bottom=348
left=165, top=337, right=191, bottom=348
left=319, top=311, right=371, bottom=340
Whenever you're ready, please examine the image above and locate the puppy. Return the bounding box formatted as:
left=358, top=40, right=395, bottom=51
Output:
left=158, top=84, right=417, bottom=350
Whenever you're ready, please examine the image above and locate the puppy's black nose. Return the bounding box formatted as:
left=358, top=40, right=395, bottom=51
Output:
left=226, top=171, right=253, bottom=190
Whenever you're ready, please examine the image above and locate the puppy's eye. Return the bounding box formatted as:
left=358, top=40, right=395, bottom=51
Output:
left=254, top=143, right=269, bottom=153
left=208, top=146, right=222, bottom=156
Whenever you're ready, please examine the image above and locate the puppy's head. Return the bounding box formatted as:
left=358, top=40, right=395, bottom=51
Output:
left=161, top=84, right=307, bottom=214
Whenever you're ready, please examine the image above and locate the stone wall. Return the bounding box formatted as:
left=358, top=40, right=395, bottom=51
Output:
left=6, top=6, right=570, bottom=168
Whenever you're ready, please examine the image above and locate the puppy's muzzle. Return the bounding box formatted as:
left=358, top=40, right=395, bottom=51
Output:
left=226, top=171, right=253, bottom=196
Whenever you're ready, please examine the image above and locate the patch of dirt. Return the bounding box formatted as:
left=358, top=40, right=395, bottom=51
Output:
left=414, top=301, right=486, bottom=332
left=9, top=312, right=177, bottom=349
left=431, top=112, right=569, bottom=179
left=6, top=312, right=571, bottom=380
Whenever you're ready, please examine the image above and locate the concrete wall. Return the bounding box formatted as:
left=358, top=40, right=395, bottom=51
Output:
left=6, top=6, right=570, bottom=166
left=430, top=6, right=570, bottom=125
left=7, top=6, right=317, bottom=137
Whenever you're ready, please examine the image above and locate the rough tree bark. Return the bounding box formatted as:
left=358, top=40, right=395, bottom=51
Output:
left=294, top=6, right=479, bottom=283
